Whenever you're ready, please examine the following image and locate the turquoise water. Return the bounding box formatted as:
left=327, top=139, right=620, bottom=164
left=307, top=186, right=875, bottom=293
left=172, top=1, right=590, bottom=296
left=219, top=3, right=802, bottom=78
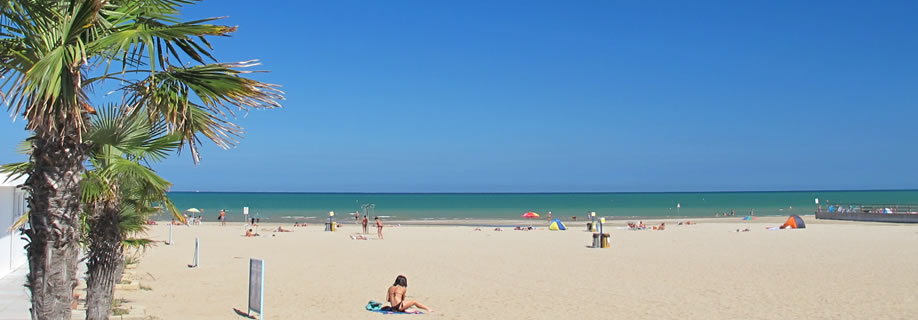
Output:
left=159, top=190, right=918, bottom=222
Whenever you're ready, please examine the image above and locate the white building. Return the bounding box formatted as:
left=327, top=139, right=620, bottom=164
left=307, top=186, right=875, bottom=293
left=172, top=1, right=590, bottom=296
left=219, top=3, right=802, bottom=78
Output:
left=0, top=173, right=28, bottom=278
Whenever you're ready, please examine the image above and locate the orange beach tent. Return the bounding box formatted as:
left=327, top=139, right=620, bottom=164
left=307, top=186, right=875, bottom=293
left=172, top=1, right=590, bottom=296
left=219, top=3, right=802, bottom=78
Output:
left=780, top=215, right=806, bottom=229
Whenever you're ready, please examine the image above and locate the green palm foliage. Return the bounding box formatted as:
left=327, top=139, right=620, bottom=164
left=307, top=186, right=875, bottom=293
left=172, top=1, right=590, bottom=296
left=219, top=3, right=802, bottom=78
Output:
left=81, top=106, right=181, bottom=320
left=1, top=106, right=184, bottom=319
left=0, top=1, right=283, bottom=318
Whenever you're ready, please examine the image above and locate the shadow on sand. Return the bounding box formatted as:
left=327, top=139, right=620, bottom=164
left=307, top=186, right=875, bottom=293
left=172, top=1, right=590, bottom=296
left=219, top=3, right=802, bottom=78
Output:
left=232, top=308, right=256, bottom=319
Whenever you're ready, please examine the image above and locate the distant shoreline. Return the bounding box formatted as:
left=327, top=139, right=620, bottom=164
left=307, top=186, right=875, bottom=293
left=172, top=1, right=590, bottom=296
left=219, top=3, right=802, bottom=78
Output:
left=162, top=190, right=918, bottom=221
left=167, top=189, right=918, bottom=195
left=154, top=214, right=801, bottom=225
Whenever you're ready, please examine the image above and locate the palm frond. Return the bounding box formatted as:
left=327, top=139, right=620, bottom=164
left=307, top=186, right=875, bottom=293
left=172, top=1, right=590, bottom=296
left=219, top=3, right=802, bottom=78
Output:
left=126, top=61, right=283, bottom=162
left=8, top=210, right=28, bottom=232
left=2, top=0, right=101, bottom=136
left=14, top=139, right=31, bottom=154
left=121, top=238, right=153, bottom=248
left=0, top=161, right=30, bottom=181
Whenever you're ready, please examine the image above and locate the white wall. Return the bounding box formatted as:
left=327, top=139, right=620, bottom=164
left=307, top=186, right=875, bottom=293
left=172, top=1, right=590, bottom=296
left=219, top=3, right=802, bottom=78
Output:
left=0, top=175, right=28, bottom=278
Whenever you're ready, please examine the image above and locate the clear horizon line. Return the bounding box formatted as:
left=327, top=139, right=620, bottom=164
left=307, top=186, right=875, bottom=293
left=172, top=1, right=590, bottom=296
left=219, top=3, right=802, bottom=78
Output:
left=166, top=188, right=918, bottom=194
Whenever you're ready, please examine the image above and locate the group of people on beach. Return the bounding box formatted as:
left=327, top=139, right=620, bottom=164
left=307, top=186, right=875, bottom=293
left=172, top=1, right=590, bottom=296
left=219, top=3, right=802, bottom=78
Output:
left=625, top=220, right=699, bottom=230
left=353, top=214, right=384, bottom=239
left=627, top=221, right=665, bottom=230
left=715, top=209, right=737, bottom=217
left=348, top=214, right=386, bottom=240
left=238, top=215, right=386, bottom=239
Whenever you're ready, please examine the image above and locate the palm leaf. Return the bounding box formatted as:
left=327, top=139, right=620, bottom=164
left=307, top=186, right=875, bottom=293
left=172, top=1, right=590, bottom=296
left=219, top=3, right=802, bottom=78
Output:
left=0, top=161, right=30, bottom=181
left=8, top=210, right=29, bottom=232
left=126, top=61, right=283, bottom=162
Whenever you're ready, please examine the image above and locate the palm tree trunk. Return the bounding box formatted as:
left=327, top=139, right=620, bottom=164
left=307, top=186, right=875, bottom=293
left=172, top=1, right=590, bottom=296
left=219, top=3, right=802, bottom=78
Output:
left=85, top=200, right=123, bottom=320
left=25, top=130, right=87, bottom=320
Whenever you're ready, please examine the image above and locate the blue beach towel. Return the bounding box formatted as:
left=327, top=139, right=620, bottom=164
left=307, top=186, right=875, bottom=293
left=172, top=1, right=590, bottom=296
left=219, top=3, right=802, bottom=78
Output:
left=366, top=301, right=383, bottom=311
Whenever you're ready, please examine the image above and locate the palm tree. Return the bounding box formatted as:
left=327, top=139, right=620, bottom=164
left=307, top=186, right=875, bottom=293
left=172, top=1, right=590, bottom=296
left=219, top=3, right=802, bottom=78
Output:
left=0, top=1, right=283, bottom=318
left=1, top=3, right=103, bottom=317
left=80, top=106, right=181, bottom=320
left=2, top=106, right=184, bottom=320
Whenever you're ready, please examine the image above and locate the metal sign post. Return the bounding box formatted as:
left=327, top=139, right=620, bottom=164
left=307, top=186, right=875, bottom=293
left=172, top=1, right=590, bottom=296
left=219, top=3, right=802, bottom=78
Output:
left=191, top=237, right=200, bottom=268
left=249, top=258, right=265, bottom=319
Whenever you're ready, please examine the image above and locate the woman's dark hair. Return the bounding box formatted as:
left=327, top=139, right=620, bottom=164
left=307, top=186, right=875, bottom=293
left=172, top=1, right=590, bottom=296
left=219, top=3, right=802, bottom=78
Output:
left=393, top=275, right=407, bottom=287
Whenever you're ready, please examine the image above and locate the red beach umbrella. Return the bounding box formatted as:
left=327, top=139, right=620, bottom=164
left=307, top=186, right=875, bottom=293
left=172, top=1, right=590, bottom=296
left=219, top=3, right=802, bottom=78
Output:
left=522, top=212, right=540, bottom=218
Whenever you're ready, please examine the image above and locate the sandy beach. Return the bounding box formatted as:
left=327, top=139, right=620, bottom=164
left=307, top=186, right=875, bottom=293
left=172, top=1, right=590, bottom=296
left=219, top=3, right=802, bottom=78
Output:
left=120, top=216, right=918, bottom=319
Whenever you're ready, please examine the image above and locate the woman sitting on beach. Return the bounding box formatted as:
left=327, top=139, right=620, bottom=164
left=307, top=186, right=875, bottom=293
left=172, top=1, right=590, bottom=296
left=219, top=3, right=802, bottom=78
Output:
left=245, top=229, right=257, bottom=237
left=656, top=222, right=665, bottom=231
left=387, top=275, right=433, bottom=313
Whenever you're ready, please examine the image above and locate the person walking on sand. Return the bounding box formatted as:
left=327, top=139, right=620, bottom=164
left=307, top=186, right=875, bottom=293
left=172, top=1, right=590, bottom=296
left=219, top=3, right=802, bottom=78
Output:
left=362, top=215, right=369, bottom=234
left=219, top=209, right=227, bottom=226
left=387, top=275, right=433, bottom=313
left=376, top=216, right=384, bottom=239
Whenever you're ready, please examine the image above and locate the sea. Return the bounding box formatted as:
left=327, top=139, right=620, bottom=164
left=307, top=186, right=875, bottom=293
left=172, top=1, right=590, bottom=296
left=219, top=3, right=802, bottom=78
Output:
left=158, top=190, right=918, bottom=223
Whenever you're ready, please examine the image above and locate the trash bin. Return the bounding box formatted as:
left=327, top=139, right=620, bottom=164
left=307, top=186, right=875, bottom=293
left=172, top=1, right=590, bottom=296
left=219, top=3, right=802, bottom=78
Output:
left=591, top=233, right=601, bottom=248
left=601, top=233, right=611, bottom=248
left=587, top=222, right=595, bottom=232
left=324, top=222, right=332, bottom=231
left=331, top=223, right=337, bottom=231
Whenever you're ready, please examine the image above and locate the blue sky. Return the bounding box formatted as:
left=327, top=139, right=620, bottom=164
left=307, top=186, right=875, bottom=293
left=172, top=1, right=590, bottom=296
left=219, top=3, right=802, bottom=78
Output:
left=1, top=0, right=917, bottom=192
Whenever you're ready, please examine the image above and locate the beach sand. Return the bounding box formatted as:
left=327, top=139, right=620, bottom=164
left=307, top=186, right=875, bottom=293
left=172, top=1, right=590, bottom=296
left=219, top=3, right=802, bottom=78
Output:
left=121, top=217, right=918, bottom=319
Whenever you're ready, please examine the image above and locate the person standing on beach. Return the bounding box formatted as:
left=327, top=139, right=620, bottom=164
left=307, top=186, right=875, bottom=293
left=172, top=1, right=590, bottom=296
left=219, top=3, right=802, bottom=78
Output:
left=547, top=211, right=552, bottom=222
left=376, top=216, right=384, bottom=239
left=362, top=215, right=369, bottom=234
left=219, top=209, right=227, bottom=226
